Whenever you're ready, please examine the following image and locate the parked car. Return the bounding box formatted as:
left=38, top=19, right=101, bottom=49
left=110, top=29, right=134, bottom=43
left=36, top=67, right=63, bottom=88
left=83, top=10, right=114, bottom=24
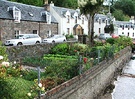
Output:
left=42, top=35, right=66, bottom=43
left=4, top=34, right=42, bottom=46
left=99, top=33, right=112, bottom=40
left=111, top=34, right=119, bottom=38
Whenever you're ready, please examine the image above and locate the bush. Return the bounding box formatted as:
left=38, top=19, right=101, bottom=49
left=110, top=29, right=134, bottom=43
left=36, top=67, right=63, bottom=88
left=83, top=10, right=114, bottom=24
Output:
left=50, top=43, right=69, bottom=55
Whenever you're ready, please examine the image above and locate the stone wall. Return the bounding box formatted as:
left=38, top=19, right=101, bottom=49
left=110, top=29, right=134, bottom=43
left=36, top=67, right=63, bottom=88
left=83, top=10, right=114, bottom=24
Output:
left=6, top=43, right=55, bottom=62
left=41, top=46, right=132, bottom=99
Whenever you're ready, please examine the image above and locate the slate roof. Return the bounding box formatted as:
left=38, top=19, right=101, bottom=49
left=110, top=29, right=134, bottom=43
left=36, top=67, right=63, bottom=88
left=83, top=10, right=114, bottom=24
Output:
left=0, top=0, right=57, bottom=23
left=52, top=6, right=80, bottom=18
left=113, top=21, right=135, bottom=28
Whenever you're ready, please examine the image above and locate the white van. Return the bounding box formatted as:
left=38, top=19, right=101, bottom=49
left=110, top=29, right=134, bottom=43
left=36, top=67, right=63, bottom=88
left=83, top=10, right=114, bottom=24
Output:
left=4, top=34, right=42, bottom=46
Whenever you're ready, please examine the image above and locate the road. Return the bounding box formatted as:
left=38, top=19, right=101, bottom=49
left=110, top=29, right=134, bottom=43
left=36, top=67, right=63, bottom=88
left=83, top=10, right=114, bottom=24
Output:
left=112, top=56, right=135, bottom=99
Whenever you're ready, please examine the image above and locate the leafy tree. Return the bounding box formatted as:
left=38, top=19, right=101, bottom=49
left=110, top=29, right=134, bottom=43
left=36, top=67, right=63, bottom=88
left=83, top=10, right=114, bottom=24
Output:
left=9, top=0, right=45, bottom=6
left=113, top=0, right=135, bottom=17
left=48, top=0, right=78, bottom=9
left=112, top=9, right=130, bottom=21
left=79, top=0, right=104, bottom=46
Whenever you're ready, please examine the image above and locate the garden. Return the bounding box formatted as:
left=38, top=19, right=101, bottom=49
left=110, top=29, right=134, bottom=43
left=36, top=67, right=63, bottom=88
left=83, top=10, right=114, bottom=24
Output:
left=0, top=36, right=133, bottom=99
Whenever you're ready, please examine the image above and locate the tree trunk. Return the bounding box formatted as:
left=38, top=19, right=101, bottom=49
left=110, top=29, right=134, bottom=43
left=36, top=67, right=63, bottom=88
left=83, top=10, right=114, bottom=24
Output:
left=88, top=14, right=95, bottom=47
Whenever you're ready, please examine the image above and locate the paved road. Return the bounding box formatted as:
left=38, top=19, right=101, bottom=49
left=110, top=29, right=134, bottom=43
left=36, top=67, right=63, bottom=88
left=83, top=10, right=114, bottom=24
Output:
left=112, top=58, right=135, bottom=99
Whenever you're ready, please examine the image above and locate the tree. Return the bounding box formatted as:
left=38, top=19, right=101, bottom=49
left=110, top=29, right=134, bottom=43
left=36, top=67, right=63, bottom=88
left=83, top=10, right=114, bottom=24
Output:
left=113, top=0, right=135, bottom=17
left=104, top=24, right=114, bottom=34
left=79, top=0, right=104, bottom=46
left=112, top=9, right=130, bottom=21
left=48, top=0, right=78, bottom=9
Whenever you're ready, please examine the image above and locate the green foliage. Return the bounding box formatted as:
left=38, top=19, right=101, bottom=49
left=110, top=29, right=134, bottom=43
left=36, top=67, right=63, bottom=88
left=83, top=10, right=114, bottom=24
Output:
left=43, top=58, right=78, bottom=81
left=50, top=43, right=69, bottom=55
left=113, top=0, right=135, bottom=17
left=106, top=38, right=116, bottom=44
left=0, top=45, right=8, bottom=61
left=65, top=34, right=74, bottom=39
left=0, top=77, right=34, bottom=99
left=112, top=9, right=130, bottom=21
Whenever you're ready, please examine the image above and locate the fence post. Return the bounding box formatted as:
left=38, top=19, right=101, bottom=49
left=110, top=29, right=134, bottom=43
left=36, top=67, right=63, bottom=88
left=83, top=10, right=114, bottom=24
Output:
left=37, top=67, right=41, bottom=99
left=98, top=49, right=100, bottom=64
left=79, top=55, right=82, bottom=75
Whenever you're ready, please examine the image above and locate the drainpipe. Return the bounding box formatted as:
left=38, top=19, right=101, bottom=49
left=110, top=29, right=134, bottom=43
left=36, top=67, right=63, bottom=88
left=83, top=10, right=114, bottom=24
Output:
left=39, top=22, right=41, bottom=37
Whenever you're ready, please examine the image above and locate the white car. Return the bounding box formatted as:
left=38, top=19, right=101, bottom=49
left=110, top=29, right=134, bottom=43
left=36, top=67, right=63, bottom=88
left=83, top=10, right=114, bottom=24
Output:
left=99, top=33, right=112, bottom=40
left=42, top=35, right=66, bottom=43
left=4, top=34, right=42, bottom=46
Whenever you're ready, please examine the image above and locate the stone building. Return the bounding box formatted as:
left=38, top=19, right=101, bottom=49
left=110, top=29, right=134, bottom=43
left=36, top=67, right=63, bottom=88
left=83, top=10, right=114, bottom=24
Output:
left=0, top=0, right=58, bottom=43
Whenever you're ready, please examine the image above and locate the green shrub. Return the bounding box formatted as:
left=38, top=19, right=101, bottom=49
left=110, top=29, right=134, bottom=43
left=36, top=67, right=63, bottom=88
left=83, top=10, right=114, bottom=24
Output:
left=50, top=43, right=69, bottom=55
left=0, top=77, right=35, bottom=99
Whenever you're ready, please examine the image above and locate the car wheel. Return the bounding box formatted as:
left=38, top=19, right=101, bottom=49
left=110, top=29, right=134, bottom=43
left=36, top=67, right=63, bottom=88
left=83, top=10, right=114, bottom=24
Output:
left=17, top=42, right=22, bottom=46
left=36, top=41, right=40, bottom=44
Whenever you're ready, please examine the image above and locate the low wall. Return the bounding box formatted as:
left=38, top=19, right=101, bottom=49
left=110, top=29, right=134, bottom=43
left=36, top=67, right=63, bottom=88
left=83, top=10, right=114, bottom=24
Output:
left=41, top=46, right=132, bottom=99
left=6, top=43, right=55, bottom=62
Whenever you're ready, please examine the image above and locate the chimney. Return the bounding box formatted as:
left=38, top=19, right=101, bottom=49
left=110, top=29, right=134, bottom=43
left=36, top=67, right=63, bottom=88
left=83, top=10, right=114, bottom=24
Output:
left=44, top=0, right=48, bottom=4
left=44, top=0, right=50, bottom=11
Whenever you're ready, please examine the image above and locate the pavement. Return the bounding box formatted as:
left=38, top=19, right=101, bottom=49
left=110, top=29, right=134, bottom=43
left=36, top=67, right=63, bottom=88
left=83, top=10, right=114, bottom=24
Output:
left=112, top=57, right=135, bottom=99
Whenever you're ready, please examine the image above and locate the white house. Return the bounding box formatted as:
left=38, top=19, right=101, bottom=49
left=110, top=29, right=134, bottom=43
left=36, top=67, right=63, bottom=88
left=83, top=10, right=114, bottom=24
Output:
left=113, top=21, right=135, bottom=39
left=45, top=2, right=88, bottom=36
left=45, top=2, right=112, bottom=38
left=94, top=14, right=111, bottom=36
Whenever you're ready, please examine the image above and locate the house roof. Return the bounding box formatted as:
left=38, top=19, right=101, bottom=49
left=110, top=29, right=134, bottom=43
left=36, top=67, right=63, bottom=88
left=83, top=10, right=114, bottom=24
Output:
left=113, top=21, right=135, bottom=28
left=0, top=0, right=57, bottom=23
left=52, top=6, right=80, bottom=18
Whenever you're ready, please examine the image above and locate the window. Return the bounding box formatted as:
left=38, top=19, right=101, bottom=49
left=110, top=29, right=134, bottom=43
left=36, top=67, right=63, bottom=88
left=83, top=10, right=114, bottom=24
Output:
left=105, top=20, right=107, bottom=25
left=133, top=33, right=134, bottom=37
left=122, top=32, right=124, bottom=34
left=128, top=32, right=129, bottom=36
left=99, top=28, right=101, bottom=34
left=82, top=17, right=84, bottom=24
left=15, top=30, right=20, bottom=38
left=8, top=6, right=21, bottom=23
left=14, top=8, right=21, bottom=23
left=67, top=15, right=70, bottom=23
left=33, top=30, right=38, bottom=34
left=67, top=28, right=70, bottom=34
left=75, top=16, right=77, bottom=23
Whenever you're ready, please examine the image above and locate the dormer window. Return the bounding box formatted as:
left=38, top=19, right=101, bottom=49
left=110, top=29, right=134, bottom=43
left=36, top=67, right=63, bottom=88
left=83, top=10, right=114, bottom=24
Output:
left=75, top=16, right=77, bottom=23
left=41, top=11, right=51, bottom=24
left=8, top=6, right=21, bottom=23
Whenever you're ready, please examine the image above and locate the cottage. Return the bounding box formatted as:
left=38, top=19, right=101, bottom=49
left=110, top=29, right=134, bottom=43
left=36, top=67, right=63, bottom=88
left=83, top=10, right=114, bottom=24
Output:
left=0, top=0, right=58, bottom=43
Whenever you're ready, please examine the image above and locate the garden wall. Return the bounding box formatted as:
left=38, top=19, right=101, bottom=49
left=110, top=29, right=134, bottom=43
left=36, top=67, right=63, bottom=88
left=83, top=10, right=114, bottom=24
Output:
left=6, top=43, right=55, bottom=62
left=41, top=46, right=132, bottom=99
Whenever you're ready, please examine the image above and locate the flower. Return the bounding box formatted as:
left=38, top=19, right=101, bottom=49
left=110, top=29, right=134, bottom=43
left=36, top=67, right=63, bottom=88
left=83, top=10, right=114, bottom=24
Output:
left=27, top=92, right=31, bottom=96
left=83, top=57, right=88, bottom=64
left=90, top=58, right=94, bottom=60
left=41, top=87, right=45, bottom=91
left=0, top=55, right=3, bottom=60
left=2, top=61, right=10, bottom=66
left=14, top=61, right=16, bottom=64
left=38, top=83, right=42, bottom=87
